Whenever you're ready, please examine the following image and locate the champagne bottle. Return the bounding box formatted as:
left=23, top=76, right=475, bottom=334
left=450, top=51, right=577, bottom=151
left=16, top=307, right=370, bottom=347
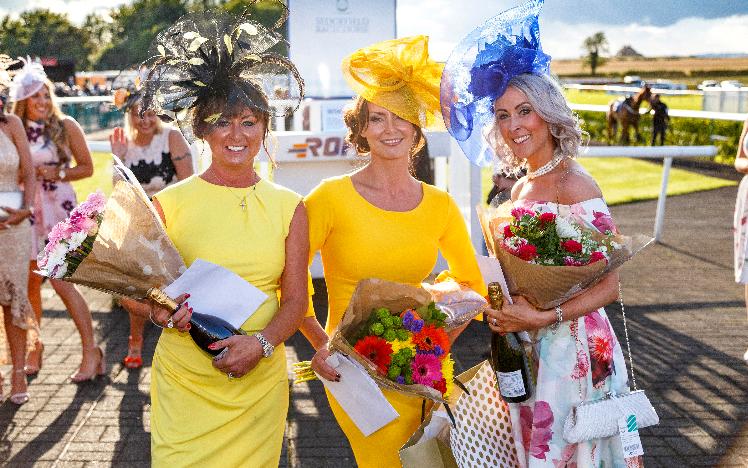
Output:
left=147, top=288, right=246, bottom=356
left=487, top=282, right=533, bottom=402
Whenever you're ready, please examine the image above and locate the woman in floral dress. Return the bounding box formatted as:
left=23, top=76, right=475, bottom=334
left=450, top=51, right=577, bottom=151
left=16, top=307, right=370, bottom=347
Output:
left=733, top=116, right=748, bottom=361
left=11, top=59, right=103, bottom=382
left=442, top=2, right=641, bottom=465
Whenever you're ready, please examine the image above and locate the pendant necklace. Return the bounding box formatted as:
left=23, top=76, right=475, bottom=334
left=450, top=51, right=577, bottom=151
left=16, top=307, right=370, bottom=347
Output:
left=210, top=169, right=258, bottom=212
left=527, top=153, right=565, bottom=180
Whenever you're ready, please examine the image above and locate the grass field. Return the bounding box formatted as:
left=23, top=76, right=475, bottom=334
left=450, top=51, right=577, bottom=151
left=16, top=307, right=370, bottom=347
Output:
left=480, top=157, right=735, bottom=207
left=552, top=56, right=748, bottom=86
left=563, top=88, right=703, bottom=110
left=78, top=151, right=734, bottom=209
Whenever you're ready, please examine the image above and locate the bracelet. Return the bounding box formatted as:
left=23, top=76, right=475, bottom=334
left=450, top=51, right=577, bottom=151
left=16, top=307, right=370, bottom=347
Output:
left=149, top=303, right=164, bottom=329
left=551, top=305, right=563, bottom=332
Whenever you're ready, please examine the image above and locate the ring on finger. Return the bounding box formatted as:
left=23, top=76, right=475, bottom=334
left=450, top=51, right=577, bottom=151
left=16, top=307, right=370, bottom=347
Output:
left=166, top=318, right=174, bottom=329
left=492, top=317, right=498, bottom=326
left=227, top=372, right=234, bottom=379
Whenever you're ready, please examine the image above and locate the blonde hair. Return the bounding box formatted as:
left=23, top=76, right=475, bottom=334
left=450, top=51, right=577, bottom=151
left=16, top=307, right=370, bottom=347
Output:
left=125, top=103, right=163, bottom=140
left=487, top=73, right=586, bottom=175
left=12, top=79, right=71, bottom=165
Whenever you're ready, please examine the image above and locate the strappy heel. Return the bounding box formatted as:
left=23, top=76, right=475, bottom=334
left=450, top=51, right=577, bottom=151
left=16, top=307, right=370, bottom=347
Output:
left=123, top=335, right=144, bottom=369
left=70, top=346, right=106, bottom=383
left=9, top=369, right=29, bottom=405
left=25, top=341, right=44, bottom=376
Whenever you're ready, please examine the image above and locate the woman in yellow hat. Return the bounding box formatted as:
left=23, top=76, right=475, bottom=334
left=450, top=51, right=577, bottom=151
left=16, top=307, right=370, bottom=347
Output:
left=299, top=36, right=486, bottom=466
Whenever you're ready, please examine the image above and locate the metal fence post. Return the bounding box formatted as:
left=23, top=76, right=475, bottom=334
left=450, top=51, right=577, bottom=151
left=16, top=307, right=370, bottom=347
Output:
left=653, top=156, right=673, bottom=242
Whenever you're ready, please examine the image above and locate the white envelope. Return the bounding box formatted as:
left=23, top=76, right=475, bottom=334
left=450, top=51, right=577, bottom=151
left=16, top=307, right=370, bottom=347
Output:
left=317, top=352, right=399, bottom=437
left=163, top=258, right=268, bottom=329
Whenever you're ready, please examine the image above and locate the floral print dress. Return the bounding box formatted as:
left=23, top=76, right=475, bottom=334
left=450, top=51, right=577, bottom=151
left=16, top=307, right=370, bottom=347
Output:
left=27, top=121, right=77, bottom=258
left=734, top=134, right=748, bottom=283
left=508, top=198, right=637, bottom=468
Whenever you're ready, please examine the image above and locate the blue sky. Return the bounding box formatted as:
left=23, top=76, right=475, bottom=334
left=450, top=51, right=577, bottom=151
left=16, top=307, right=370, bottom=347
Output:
left=3, top=0, right=747, bottom=59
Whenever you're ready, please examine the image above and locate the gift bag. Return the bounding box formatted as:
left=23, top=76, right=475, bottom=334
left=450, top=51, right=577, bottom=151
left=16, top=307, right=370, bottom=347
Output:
left=400, top=409, right=458, bottom=468
left=450, top=361, right=521, bottom=468
left=400, top=361, right=521, bottom=468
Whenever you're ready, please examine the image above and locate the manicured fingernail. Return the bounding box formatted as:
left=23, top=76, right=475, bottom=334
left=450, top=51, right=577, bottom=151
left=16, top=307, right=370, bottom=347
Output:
left=184, top=302, right=189, bottom=308
left=208, top=344, right=216, bottom=350
left=186, top=324, right=191, bottom=330
left=185, top=294, right=191, bottom=298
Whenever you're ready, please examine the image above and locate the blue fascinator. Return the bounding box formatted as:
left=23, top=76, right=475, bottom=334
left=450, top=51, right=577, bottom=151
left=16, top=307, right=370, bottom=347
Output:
left=440, top=0, right=550, bottom=167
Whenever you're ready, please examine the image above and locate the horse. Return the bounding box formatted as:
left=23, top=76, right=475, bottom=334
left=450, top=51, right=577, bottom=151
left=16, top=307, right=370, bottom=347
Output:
left=606, top=85, right=652, bottom=145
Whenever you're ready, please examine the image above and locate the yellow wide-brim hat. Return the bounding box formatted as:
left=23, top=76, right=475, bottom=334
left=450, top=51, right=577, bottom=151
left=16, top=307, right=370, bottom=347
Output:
left=342, top=35, right=444, bottom=130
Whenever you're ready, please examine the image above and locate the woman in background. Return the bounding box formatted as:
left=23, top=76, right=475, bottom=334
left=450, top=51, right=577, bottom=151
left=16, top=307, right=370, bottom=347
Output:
left=0, top=55, right=37, bottom=404
left=110, top=86, right=193, bottom=369
left=11, top=59, right=102, bottom=382
left=733, top=116, right=748, bottom=362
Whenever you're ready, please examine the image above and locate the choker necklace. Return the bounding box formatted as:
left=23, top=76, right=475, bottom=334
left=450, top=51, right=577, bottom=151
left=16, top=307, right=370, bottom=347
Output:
left=210, top=170, right=259, bottom=212
left=527, top=154, right=565, bottom=180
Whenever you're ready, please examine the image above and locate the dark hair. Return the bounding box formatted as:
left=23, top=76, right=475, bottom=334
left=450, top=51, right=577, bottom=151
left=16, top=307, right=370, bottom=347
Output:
left=343, top=96, right=426, bottom=156
left=191, top=85, right=271, bottom=141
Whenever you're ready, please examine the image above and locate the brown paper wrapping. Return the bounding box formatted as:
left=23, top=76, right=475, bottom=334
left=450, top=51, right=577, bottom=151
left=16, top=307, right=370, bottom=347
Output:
left=65, top=178, right=186, bottom=299
left=329, top=278, right=446, bottom=403
left=478, top=202, right=653, bottom=309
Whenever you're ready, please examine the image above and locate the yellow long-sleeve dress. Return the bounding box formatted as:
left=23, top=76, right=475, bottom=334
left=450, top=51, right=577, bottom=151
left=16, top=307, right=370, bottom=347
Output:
left=305, top=175, right=486, bottom=467
left=151, top=175, right=301, bottom=467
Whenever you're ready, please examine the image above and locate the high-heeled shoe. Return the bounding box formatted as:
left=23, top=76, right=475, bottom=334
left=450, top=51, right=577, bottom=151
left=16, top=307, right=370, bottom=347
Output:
left=123, top=335, right=143, bottom=369
left=9, top=369, right=29, bottom=405
left=25, top=341, right=44, bottom=376
left=70, top=346, right=106, bottom=383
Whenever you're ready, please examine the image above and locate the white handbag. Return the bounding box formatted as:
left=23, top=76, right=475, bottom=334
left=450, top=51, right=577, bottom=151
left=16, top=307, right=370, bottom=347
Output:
left=0, top=191, right=23, bottom=220
left=562, top=284, right=659, bottom=443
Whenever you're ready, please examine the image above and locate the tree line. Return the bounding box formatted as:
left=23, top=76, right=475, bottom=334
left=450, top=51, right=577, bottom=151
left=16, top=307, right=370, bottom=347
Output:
left=0, top=0, right=285, bottom=71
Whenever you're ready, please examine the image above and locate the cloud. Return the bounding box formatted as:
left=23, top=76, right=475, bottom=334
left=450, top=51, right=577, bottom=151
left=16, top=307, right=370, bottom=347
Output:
left=397, top=1, right=748, bottom=60
left=6, top=0, right=128, bottom=24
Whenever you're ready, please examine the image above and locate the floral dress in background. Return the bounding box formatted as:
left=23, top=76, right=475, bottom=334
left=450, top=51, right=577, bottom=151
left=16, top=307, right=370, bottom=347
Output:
left=733, top=134, right=748, bottom=283
left=122, top=128, right=178, bottom=198
left=508, top=197, right=637, bottom=468
left=27, top=121, right=77, bottom=258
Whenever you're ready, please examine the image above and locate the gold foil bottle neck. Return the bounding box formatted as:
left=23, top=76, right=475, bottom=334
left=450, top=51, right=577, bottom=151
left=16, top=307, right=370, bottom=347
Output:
left=487, top=282, right=504, bottom=310
left=146, top=287, right=179, bottom=312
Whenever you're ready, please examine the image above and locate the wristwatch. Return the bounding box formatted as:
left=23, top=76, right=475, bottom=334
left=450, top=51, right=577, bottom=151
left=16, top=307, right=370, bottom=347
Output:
left=254, top=332, right=274, bottom=358
left=58, top=169, right=66, bottom=181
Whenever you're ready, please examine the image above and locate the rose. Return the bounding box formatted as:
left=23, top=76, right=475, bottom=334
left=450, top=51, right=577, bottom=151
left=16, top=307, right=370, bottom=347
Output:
left=511, top=207, right=535, bottom=220
left=503, top=224, right=514, bottom=238
left=555, top=216, right=581, bottom=238
left=561, top=239, right=583, bottom=254
left=539, top=212, right=556, bottom=224
left=517, top=243, right=538, bottom=261
left=588, top=251, right=607, bottom=264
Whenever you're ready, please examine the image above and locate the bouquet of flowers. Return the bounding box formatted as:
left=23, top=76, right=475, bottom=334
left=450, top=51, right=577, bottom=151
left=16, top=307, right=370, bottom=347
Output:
left=36, top=156, right=186, bottom=308
left=295, top=279, right=486, bottom=403
left=478, top=201, right=652, bottom=309
left=350, top=301, right=455, bottom=398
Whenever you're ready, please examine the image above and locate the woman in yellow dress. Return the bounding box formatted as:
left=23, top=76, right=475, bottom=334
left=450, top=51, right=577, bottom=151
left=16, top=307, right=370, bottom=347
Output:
left=141, top=8, right=308, bottom=466
left=300, top=36, right=487, bottom=467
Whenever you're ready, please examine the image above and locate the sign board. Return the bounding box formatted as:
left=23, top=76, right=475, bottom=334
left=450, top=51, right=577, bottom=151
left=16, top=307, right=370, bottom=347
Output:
left=288, top=0, right=396, bottom=98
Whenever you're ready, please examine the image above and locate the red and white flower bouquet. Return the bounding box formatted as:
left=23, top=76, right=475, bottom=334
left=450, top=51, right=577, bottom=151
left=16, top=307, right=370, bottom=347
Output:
left=478, top=201, right=652, bottom=309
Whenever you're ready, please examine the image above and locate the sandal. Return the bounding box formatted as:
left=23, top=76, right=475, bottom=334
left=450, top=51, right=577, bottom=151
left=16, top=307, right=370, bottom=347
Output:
left=71, top=346, right=106, bottom=383
left=9, top=369, right=29, bottom=405
left=25, top=341, right=44, bottom=376
left=123, top=335, right=144, bottom=369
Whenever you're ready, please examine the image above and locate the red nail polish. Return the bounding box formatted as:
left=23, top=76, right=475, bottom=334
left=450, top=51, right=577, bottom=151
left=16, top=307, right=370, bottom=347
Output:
left=184, top=302, right=189, bottom=308
left=185, top=293, right=191, bottom=298
left=208, top=343, right=216, bottom=350
left=186, top=324, right=191, bottom=330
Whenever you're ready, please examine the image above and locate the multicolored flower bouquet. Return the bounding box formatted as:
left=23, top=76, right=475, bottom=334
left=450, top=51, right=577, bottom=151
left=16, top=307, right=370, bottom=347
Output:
left=36, top=156, right=186, bottom=303
left=478, top=201, right=652, bottom=309
left=351, top=302, right=455, bottom=397
left=295, top=279, right=486, bottom=403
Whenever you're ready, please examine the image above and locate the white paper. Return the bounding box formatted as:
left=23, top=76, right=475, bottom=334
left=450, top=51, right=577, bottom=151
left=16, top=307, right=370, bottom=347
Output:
left=163, top=258, right=268, bottom=329
left=476, top=255, right=513, bottom=305
left=316, top=352, right=399, bottom=437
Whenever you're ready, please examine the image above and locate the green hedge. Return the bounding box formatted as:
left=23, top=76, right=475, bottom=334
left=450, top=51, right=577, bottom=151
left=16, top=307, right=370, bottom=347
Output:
left=576, top=111, right=743, bottom=164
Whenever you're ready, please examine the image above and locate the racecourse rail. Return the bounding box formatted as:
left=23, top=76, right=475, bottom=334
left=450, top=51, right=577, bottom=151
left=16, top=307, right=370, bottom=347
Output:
left=86, top=136, right=718, bottom=245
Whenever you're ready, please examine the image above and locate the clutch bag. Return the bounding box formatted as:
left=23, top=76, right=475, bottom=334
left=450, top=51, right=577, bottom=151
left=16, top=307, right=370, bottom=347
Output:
left=562, top=389, right=659, bottom=443
left=0, top=191, right=23, bottom=220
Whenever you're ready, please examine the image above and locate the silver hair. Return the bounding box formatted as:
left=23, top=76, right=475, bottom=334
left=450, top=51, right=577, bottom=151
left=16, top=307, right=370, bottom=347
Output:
left=486, top=73, right=587, bottom=176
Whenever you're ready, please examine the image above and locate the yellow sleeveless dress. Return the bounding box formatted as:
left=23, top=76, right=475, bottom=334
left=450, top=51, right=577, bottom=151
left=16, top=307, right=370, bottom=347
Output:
left=151, top=175, right=301, bottom=467
left=305, top=175, right=486, bottom=467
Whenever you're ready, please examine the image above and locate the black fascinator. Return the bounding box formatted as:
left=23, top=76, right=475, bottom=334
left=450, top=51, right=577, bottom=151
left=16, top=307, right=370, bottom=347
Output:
left=139, top=2, right=304, bottom=141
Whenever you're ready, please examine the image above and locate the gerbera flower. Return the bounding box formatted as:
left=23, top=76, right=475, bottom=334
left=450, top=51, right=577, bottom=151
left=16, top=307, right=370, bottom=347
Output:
left=354, top=336, right=393, bottom=374
left=411, top=353, right=443, bottom=386
left=412, top=324, right=451, bottom=355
